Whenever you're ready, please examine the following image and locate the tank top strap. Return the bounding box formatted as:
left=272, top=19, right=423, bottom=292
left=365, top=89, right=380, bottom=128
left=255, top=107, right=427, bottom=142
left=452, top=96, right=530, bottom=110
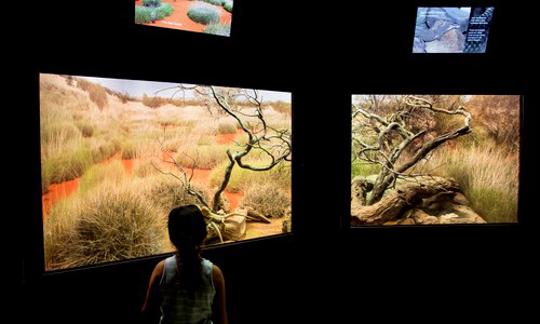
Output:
left=160, top=255, right=178, bottom=286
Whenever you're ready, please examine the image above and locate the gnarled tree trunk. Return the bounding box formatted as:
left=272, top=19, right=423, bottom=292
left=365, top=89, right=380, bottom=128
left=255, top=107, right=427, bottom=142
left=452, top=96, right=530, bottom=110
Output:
left=351, top=176, right=461, bottom=225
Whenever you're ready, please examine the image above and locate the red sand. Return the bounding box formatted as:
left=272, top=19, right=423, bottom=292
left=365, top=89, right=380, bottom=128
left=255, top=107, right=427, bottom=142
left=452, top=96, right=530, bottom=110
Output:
left=136, top=0, right=232, bottom=33
left=122, top=159, right=135, bottom=176
left=215, top=132, right=236, bottom=144
left=42, top=155, right=134, bottom=220
left=42, top=178, right=80, bottom=219
left=223, top=191, right=243, bottom=211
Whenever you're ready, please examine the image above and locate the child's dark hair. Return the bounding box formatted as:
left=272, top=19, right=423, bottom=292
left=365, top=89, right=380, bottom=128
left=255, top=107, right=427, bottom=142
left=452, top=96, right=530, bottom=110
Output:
left=167, top=205, right=208, bottom=292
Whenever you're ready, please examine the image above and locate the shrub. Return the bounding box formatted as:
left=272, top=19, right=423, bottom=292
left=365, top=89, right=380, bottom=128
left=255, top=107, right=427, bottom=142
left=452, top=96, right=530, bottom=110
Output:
left=142, top=0, right=161, bottom=6
left=142, top=94, right=168, bottom=108
left=187, top=3, right=221, bottom=25
left=135, top=4, right=173, bottom=24
left=90, top=139, right=121, bottom=162
left=351, top=161, right=380, bottom=178
left=197, top=135, right=216, bottom=146
left=200, top=0, right=225, bottom=6
left=175, top=145, right=228, bottom=169
left=209, top=159, right=291, bottom=193
left=45, top=185, right=165, bottom=270
left=134, top=159, right=159, bottom=178
left=241, top=183, right=290, bottom=218
left=75, top=121, right=95, bottom=137
left=217, top=121, right=237, bottom=134
left=146, top=176, right=208, bottom=211
left=41, top=122, right=81, bottom=145
left=42, top=146, right=94, bottom=191
left=223, top=0, right=233, bottom=13
left=135, top=6, right=152, bottom=24
left=204, top=23, right=231, bottom=36
left=78, top=161, right=126, bottom=194
left=413, top=144, right=519, bottom=223
left=121, top=141, right=139, bottom=159
left=267, top=101, right=291, bottom=115
left=77, top=79, right=108, bottom=110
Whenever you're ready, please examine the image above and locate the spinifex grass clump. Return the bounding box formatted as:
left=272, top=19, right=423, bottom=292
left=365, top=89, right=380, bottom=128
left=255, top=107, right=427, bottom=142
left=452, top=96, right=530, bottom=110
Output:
left=45, top=184, right=165, bottom=270
left=241, top=183, right=290, bottom=218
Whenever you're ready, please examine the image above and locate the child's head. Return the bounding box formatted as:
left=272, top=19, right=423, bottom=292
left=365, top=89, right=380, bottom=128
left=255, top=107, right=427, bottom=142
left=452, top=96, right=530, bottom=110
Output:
left=168, top=205, right=208, bottom=251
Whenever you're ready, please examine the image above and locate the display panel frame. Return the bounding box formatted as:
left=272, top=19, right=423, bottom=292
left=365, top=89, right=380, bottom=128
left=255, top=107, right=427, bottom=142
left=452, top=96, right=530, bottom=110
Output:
left=346, top=93, right=524, bottom=230
left=31, top=72, right=296, bottom=276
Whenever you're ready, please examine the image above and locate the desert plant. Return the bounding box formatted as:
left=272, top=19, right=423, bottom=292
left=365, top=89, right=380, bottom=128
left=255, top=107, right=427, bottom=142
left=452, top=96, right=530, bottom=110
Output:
left=135, top=6, right=153, bottom=24
left=121, top=141, right=139, bottom=159
left=142, top=94, right=168, bottom=108
left=142, top=0, right=161, bottom=6
left=209, top=159, right=291, bottom=193
left=145, top=176, right=209, bottom=213
left=204, top=23, right=231, bottom=36
left=134, top=159, right=159, bottom=178
left=45, top=184, right=165, bottom=270
left=78, top=161, right=126, bottom=194
left=217, top=121, right=237, bottom=134
left=77, top=79, right=108, bottom=110
left=222, top=0, right=233, bottom=13
left=241, top=183, right=290, bottom=218
left=41, top=146, right=94, bottom=191
left=75, top=121, right=95, bottom=137
left=175, top=145, right=228, bottom=169
left=187, top=3, right=221, bottom=25
left=413, top=144, right=518, bottom=223
left=41, top=122, right=81, bottom=145
left=135, top=3, right=173, bottom=24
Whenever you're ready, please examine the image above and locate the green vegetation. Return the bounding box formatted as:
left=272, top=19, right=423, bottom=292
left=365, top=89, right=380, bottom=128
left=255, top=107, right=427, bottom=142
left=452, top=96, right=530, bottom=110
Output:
left=121, top=141, right=139, bottom=159
left=351, top=160, right=380, bottom=178
left=76, top=78, right=108, bottom=110
left=204, top=23, right=231, bottom=36
left=40, top=75, right=292, bottom=270
left=78, top=161, right=126, bottom=194
left=209, top=160, right=291, bottom=193
left=145, top=176, right=208, bottom=212
left=142, top=94, right=169, bottom=109
left=223, top=0, right=233, bottom=13
left=175, top=145, right=228, bottom=169
left=135, top=3, right=174, bottom=24
left=200, top=0, right=224, bottom=6
left=45, top=184, right=165, bottom=270
left=217, top=121, right=237, bottom=134
left=415, top=144, right=519, bottom=223
left=187, top=3, right=221, bottom=25
left=241, top=183, right=290, bottom=218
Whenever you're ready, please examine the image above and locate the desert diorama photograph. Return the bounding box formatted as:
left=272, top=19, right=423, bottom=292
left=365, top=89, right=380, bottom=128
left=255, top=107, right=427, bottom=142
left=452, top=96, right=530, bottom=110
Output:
left=135, top=0, right=233, bottom=36
left=351, top=95, right=519, bottom=226
left=40, top=73, right=291, bottom=271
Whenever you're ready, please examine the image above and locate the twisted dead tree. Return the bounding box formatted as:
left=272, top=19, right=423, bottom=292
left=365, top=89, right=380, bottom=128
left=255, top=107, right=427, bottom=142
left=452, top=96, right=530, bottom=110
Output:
left=351, top=95, right=474, bottom=224
left=153, top=85, right=291, bottom=241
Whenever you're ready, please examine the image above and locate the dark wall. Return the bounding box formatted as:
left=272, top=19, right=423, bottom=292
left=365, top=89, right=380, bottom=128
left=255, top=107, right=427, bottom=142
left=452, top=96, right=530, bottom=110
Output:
left=21, top=0, right=536, bottom=323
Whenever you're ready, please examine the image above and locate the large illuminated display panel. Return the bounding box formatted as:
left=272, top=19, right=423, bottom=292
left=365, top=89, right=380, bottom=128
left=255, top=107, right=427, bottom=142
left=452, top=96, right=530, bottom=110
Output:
left=135, top=0, right=233, bottom=36
left=40, top=73, right=291, bottom=271
left=413, top=7, right=494, bottom=53
left=351, top=95, right=519, bottom=226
